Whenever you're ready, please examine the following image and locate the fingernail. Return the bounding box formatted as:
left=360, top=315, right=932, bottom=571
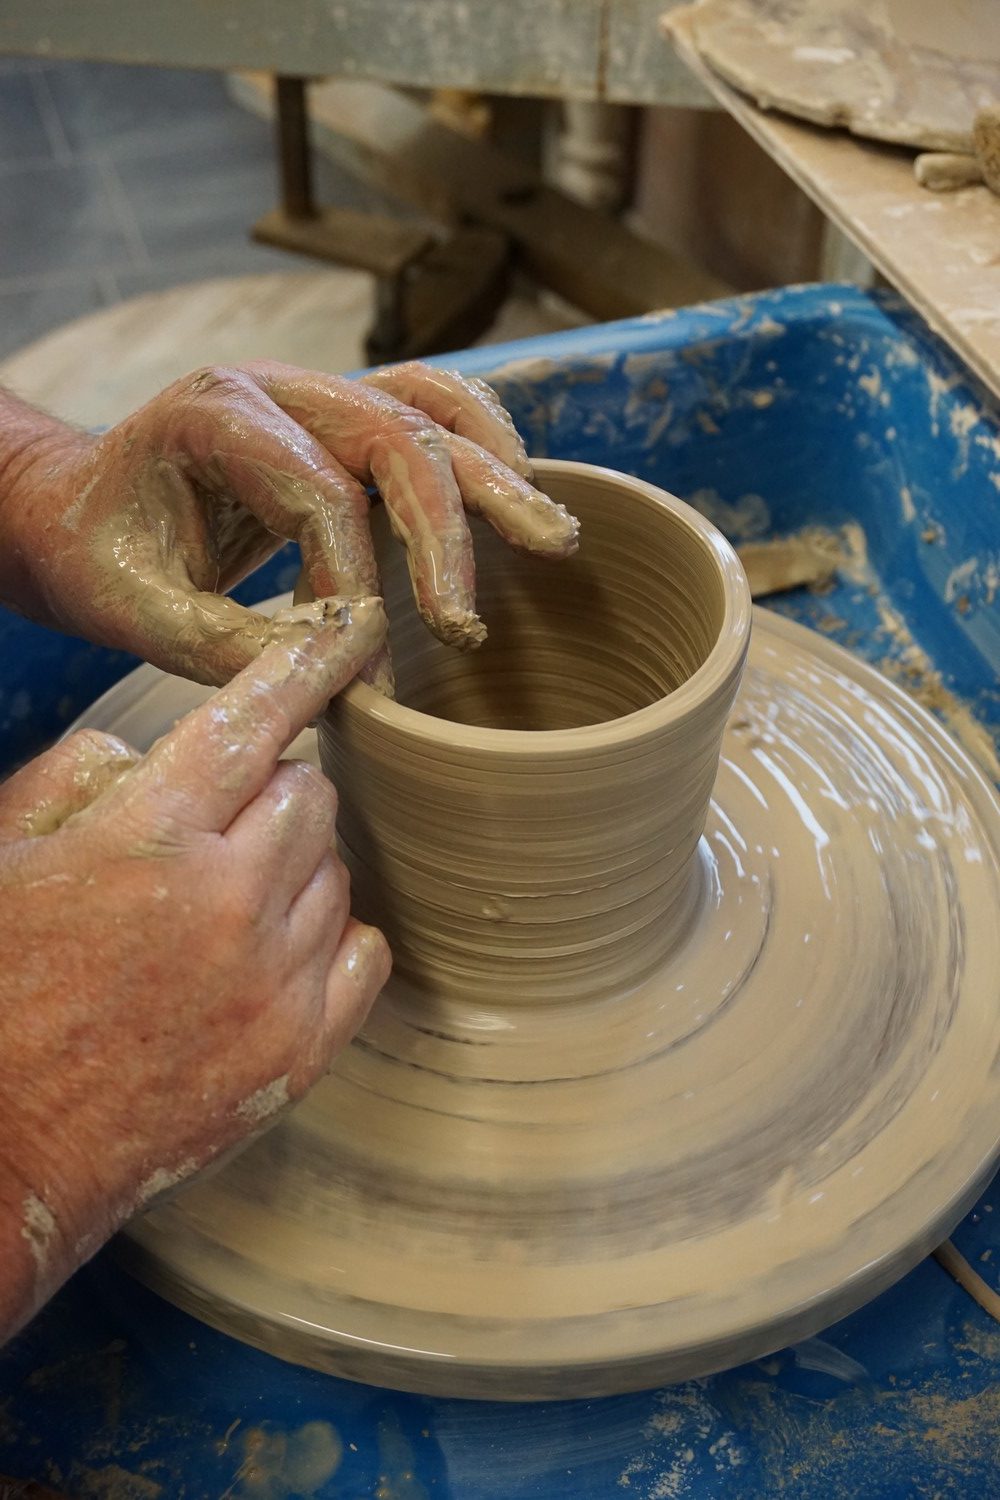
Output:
left=341, top=922, right=393, bottom=991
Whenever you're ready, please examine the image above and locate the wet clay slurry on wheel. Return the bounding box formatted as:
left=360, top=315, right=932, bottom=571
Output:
left=118, top=464, right=1000, bottom=1399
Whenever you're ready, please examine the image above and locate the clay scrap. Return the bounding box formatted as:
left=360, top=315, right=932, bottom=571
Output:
left=915, top=109, right=1000, bottom=197
left=737, top=528, right=843, bottom=598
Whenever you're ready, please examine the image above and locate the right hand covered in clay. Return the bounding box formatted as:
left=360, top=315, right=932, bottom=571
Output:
left=0, top=363, right=579, bottom=693
left=0, top=601, right=391, bottom=1345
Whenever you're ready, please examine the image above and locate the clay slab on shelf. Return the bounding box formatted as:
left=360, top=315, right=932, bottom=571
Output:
left=668, top=0, right=1000, bottom=152
left=666, top=11, right=1000, bottom=407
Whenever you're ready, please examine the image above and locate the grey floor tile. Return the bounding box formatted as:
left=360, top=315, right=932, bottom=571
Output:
left=0, top=57, right=45, bottom=76
left=0, top=71, right=58, bottom=164
left=113, top=132, right=411, bottom=264
left=112, top=134, right=278, bottom=262
left=0, top=274, right=109, bottom=360
left=30, top=68, right=74, bottom=162
left=0, top=58, right=424, bottom=363
left=0, top=158, right=136, bottom=277
left=111, top=241, right=300, bottom=300
left=41, top=61, right=268, bottom=159
left=92, top=154, right=153, bottom=265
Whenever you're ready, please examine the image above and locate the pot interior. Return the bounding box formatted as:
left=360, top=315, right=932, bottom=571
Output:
left=375, top=467, right=728, bottom=731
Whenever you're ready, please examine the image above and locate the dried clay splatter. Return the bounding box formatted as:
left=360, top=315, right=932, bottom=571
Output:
left=224, top=1420, right=343, bottom=1500
left=743, top=518, right=1000, bottom=784
left=21, top=1192, right=57, bottom=1282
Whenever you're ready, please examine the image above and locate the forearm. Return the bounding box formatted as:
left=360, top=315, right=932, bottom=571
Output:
left=0, top=1148, right=95, bottom=1346
left=0, top=1021, right=122, bottom=1345
left=0, top=387, right=91, bottom=625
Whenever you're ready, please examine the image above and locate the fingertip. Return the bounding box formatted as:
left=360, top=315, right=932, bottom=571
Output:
left=258, top=594, right=388, bottom=695
left=61, top=727, right=140, bottom=775
left=325, top=919, right=392, bottom=1043
left=0, top=727, right=142, bottom=839
left=265, top=594, right=386, bottom=654
left=535, top=507, right=581, bottom=559
left=425, top=604, right=487, bottom=651
left=356, top=921, right=393, bottom=991
left=445, top=434, right=581, bottom=560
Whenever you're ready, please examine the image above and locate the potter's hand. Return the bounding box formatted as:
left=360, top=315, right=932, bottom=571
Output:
left=0, top=366, right=578, bottom=692
left=0, top=604, right=391, bottom=1345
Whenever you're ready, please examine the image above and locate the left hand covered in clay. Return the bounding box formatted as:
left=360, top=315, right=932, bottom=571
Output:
left=0, top=363, right=578, bottom=692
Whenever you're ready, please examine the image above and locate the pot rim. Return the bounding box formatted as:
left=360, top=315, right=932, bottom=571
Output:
left=335, top=458, right=752, bottom=756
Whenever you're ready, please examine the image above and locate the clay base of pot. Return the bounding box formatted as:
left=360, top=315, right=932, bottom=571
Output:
left=77, top=602, right=1000, bottom=1399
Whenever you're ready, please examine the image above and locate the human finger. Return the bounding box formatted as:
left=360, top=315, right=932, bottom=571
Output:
left=443, top=433, right=581, bottom=557
left=323, top=917, right=392, bottom=1051
left=104, top=597, right=386, bottom=838
left=225, top=760, right=340, bottom=911
left=287, top=849, right=352, bottom=962
left=371, top=423, right=483, bottom=647
left=244, top=363, right=485, bottom=649
left=177, top=376, right=378, bottom=605
left=169, top=370, right=393, bottom=690
left=363, top=362, right=533, bottom=479
left=0, top=729, right=139, bottom=840
left=112, top=578, right=305, bottom=687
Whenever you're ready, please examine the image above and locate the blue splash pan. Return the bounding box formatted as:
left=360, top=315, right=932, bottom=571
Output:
left=2, top=283, right=999, bottom=1497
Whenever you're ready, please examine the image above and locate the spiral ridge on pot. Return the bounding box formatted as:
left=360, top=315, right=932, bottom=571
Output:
left=319, top=463, right=750, bottom=1004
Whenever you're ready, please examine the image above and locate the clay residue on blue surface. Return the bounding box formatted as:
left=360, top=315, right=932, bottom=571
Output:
left=1, top=284, right=1000, bottom=1496
left=1, top=1184, right=998, bottom=1498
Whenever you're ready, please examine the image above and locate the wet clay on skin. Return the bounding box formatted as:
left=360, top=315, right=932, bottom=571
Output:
left=121, top=462, right=1000, bottom=1400
left=19, top=360, right=577, bottom=693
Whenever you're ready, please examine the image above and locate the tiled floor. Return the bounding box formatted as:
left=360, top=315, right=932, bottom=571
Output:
left=0, top=57, right=397, bottom=360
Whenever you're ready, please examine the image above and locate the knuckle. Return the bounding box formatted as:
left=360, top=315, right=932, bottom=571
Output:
left=185, top=363, right=250, bottom=401
left=284, top=761, right=338, bottom=818
left=240, top=700, right=295, bottom=761
left=62, top=727, right=136, bottom=764
left=380, top=406, right=436, bottom=439
left=395, top=359, right=431, bottom=380
left=320, top=854, right=351, bottom=922
left=319, top=848, right=350, bottom=899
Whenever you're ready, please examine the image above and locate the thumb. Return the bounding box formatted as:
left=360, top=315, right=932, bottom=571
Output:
left=118, top=584, right=309, bottom=688
left=0, top=729, right=139, bottom=840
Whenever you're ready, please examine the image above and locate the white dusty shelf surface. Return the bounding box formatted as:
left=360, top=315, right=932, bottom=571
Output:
left=669, top=13, right=1000, bottom=406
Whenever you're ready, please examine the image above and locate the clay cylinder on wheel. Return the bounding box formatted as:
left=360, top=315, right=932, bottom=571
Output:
left=318, top=459, right=752, bottom=1005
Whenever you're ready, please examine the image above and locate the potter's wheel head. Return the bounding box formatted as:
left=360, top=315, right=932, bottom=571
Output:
left=76, top=601, right=1000, bottom=1398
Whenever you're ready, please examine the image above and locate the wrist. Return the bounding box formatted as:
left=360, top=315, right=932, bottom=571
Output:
left=0, top=391, right=93, bottom=622
left=0, top=1143, right=77, bottom=1342
left=0, top=401, right=75, bottom=484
